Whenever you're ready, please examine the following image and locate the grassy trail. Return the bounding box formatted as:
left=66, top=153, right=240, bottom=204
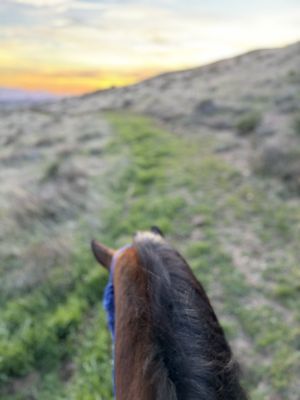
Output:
left=1, top=113, right=299, bottom=399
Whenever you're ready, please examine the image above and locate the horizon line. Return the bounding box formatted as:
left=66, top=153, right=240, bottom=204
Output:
left=1, top=39, right=298, bottom=97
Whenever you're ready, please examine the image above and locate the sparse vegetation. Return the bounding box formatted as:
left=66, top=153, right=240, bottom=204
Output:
left=254, top=145, right=300, bottom=192
left=294, top=114, right=300, bottom=135
left=1, top=40, right=300, bottom=399
left=287, top=69, right=300, bottom=84
left=2, top=112, right=299, bottom=399
left=43, top=159, right=61, bottom=180
left=236, top=111, right=261, bottom=135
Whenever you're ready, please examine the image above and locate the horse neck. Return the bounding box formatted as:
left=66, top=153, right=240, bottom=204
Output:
left=112, top=245, right=247, bottom=400
left=113, top=248, right=155, bottom=400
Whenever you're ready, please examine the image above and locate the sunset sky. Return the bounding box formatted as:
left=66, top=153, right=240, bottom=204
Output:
left=1, top=0, right=300, bottom=95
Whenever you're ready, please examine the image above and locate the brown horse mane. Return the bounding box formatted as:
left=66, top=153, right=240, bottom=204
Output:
left=123, top=231, right=248, bottom=400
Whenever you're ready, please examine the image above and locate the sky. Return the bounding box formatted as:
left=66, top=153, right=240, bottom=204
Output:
left=1, top=0, right=300, bottom=95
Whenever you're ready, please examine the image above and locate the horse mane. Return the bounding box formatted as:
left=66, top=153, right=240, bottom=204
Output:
left=133, top=232, right=248, bottom=400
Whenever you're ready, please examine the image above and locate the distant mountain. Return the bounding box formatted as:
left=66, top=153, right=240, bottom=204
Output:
left=0, top=88, right=62, bottom=108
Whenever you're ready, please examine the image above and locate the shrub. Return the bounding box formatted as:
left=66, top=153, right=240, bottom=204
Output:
left=254, top=145, right=300, bottom=192
left=43, top=159, right=61, bottom=180
left=236, top=112, right=261, bottom=135
left=294, top=114, right=300, bottom=135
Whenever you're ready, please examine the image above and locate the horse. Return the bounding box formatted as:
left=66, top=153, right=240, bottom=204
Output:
left=91, top=227, right=247, bottom=400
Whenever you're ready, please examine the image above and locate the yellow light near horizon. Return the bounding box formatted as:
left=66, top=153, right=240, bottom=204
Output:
left=0, top=71, right=157, bottom=95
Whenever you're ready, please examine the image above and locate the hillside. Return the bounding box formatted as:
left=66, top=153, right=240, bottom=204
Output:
left=58, top=41, right=300, bottom=120
left=0, top=42, right=300, bottom=400
left=51, top=40, right=300, bottom=192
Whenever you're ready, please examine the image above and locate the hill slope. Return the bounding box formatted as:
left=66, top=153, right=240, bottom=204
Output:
left=0, top=42, right=300, bottom=400
left=54, top=41, right=300, bottom=120
left=52, top=40, right=300, bottom=192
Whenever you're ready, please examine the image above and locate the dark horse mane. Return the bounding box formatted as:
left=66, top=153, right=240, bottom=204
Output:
left=133, top=232, right=247, bottom=400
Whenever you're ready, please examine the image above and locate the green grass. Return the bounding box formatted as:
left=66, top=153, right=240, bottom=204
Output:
left=1, top=112, right=300, bottom=399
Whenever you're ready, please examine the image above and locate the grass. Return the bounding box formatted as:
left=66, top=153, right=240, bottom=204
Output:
left=1, top=112, right=300, bottom=399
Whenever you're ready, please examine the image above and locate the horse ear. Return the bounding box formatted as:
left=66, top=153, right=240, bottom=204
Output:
left=150, top=226, right=164, bottom=237
left=91, top=239, right=115, bottom=269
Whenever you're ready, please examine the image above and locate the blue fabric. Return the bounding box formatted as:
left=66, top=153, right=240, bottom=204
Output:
left=103, top=267, right=116, bottom=395
left=103, top=272, right=115, bottom=339
left=102, top=245, right=131, bottom=395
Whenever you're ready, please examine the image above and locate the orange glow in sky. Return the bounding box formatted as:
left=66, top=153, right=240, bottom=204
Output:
left=1, top=0, right=300, bottom=95
left=0, top=67, right=162, bottom=95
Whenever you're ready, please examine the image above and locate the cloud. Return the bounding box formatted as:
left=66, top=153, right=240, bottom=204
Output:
left=51, top=4, right=300, bottom=70
left=9, top=0, right=71, bottom=7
